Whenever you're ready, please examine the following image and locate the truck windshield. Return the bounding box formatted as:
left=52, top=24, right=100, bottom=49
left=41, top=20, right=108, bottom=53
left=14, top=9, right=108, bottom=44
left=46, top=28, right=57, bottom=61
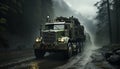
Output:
left=45, top=24, right=64, bottom=30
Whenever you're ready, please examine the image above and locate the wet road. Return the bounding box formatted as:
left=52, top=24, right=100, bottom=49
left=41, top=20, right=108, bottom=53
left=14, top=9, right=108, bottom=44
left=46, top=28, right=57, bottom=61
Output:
left=6, top=53, right=68, bottom=69
left=2, top=45, right=102, bottom=69
left=3, top=52, right=90, bottom=69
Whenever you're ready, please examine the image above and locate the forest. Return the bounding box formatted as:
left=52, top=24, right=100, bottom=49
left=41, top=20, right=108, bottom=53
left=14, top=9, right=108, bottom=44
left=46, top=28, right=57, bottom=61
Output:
left=95, top=0, right=120, bottom=45
left=0, top=0, right=54, bottom=49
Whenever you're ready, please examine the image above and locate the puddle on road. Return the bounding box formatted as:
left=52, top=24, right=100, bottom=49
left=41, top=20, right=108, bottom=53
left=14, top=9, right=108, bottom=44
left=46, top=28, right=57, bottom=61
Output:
left=29, top=62, right=39, bottom=69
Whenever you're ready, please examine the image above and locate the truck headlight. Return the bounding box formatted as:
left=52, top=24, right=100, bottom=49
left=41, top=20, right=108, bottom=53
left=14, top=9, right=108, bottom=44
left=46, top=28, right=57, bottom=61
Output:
left=58, top=37, right=65, bottom=42
left=58, top=37, right=69, bottom=43
left=35, top=37, right=42, bottom=42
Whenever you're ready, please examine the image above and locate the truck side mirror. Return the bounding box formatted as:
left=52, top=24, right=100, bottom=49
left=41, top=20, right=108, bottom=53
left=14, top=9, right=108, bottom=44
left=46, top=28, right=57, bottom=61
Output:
left=39, top=24, right=44, bottom=36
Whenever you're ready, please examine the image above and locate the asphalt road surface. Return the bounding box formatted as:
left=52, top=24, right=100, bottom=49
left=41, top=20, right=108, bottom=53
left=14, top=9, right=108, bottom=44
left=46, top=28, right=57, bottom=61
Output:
left=4, top=52, right=70, bottom=69
left=1, top=45, right=99, bottom=69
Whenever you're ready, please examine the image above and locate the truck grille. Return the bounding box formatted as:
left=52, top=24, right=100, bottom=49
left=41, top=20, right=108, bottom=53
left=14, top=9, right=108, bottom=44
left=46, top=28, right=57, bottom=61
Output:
left=42, top=32, right=56, bottom=43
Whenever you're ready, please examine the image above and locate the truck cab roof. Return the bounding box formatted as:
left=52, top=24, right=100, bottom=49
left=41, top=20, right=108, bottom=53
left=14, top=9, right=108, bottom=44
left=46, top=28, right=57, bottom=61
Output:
left=45, top=22, right=66, bottom=25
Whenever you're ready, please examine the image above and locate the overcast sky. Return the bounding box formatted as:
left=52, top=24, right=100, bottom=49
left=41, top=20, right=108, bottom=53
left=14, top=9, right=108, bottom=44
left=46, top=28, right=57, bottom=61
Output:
left=64, top=0, right=100, bottom=20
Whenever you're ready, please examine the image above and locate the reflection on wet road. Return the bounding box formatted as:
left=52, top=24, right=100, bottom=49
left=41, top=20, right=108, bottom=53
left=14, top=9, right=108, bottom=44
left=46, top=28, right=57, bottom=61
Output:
left=8, top=53, right=68, bottom=69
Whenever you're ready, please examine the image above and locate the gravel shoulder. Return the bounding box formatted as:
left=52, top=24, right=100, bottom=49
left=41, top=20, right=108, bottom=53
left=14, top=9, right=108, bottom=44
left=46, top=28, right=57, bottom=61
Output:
left=85, top=45, right=120, bottom=69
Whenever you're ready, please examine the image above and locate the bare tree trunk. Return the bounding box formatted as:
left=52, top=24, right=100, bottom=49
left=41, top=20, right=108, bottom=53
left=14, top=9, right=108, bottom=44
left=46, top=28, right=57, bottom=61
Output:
left=115, top=0, right=120, bottom=43
left=107, top=0, right=112, bottom=44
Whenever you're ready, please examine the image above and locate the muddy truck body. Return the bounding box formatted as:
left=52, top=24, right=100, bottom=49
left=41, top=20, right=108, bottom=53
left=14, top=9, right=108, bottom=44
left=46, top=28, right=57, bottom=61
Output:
left=33, top=16, right=86, bottom=59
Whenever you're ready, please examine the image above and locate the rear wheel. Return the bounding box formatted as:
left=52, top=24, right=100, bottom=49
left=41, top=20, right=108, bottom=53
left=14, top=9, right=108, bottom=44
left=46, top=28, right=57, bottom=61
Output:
left=34, top=49, right=45, bottom=59
left=73, top=42, right=80, bottom=55
left=80, top=42, right=84, bottom=52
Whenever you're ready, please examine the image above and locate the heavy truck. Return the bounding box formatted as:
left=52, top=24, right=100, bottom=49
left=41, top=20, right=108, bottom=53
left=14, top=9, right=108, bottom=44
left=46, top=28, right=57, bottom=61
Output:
left=33, top=16, right=86, bottom=59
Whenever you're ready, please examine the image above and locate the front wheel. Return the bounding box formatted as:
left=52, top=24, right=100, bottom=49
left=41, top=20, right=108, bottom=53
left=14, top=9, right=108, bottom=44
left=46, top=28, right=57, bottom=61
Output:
left=34, top=49, right=45, bottom=59
left=65, top=42, right=73, bottom=59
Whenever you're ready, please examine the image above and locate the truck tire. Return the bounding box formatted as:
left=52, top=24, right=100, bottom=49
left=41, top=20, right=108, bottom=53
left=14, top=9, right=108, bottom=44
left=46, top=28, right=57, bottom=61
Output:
left=80, top=42, right=83, bottom=52
left=65, top=42, right=73, bottom=59
left=78, top=42, right=82, bottom=53
left=34, top=49, right=45, bottom=59
left=74, top=42, right=80, bottom=55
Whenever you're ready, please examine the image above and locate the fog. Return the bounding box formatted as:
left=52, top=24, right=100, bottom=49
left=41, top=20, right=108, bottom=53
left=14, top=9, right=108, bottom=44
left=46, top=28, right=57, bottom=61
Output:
left=53, top=0, right=97, bottom=35
left=7, top=0, right=97, bottom=50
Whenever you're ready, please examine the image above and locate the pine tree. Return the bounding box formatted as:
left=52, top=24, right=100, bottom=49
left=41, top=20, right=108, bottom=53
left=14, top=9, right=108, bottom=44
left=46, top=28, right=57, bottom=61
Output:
left=95, top=0, right=120, bottom=45
left=94, top=0, right=110, bottom=45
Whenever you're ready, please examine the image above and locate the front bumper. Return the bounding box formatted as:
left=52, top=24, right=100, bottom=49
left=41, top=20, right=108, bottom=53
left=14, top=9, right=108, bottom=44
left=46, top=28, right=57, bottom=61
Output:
left=33, top=42, right=67, bottom=52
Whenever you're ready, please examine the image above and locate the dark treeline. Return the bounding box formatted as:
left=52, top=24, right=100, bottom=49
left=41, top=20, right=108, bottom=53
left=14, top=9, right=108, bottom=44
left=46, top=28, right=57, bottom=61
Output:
left=94, top=0, right=120, bottom=45
left=0, top=0, right=54, bottom=49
